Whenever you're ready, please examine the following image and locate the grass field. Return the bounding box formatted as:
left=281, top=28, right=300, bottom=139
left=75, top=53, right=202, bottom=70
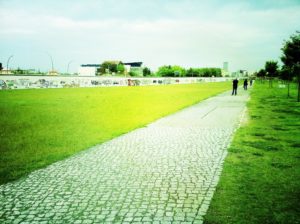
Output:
left=0, top=82, right=230, bottom=185
left=204, top=81, right=300, bottom=223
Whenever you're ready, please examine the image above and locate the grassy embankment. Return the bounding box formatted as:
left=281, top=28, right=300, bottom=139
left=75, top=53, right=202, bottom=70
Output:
left=205, top=81, right=300, bottom=223
left=0, top=82, right=230, bottom=185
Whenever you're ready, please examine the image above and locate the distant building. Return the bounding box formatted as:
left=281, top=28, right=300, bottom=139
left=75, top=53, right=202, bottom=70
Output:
left=0, top=68, right=13, bottom=75
left=78, top=64, right=100, bottom=76
left=124, top=62, right=143, bottom=76
left=124, top=62, right=143, bottom=67
left=48, top=70, right=59, bottom=76
left=78, top=61, right=143, bottom=76
left=223, top=62, right=228, bottom=72
left=240, top=70, right=248, bottom=77
left=221, top=62, right=229, bottom=77
left=231, top=70, right=248, bottom=78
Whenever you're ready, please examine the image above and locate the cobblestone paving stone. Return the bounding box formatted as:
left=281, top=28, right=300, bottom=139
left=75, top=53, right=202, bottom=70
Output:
left=0, top=90, right=249, bottom=223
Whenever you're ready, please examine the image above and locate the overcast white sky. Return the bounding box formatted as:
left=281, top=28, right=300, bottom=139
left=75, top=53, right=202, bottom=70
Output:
left=0, top=0, right=299, bottom=73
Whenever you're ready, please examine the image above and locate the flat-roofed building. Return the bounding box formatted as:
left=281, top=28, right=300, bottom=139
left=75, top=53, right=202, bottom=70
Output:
left=78, top=62, right=143, bottom=76
left=221, top=62, right=229, bottom=77
left=124, top=62, right=143, bottom=76
left=78, top=64, right=100, bottom=76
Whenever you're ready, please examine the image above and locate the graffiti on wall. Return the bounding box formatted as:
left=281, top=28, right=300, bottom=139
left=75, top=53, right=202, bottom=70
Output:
left=0, top=76, right=230, bottom=90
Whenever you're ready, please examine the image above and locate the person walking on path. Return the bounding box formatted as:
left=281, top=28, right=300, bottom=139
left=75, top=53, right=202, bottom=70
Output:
left=250, top=79, right=253, bottom=86
left=243, top=79, right=248, bottom=90
left=232, top=78, right=238, bottom=95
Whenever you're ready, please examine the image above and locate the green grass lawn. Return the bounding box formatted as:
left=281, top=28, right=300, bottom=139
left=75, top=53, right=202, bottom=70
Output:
left=204, top=81, right=300, bottom=224
left=0, top=82, right=230, bottom=185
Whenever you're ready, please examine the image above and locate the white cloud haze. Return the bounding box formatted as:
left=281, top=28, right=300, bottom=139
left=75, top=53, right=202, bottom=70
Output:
left=0, top=0, right=299, bottom=73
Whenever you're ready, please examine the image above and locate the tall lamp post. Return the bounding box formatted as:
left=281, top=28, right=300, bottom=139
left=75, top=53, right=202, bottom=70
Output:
left=45, top=52, right=54, bottom=73
left=67, top=60, right=74, bottom=74
left=6, top=55, right=13, bottom=74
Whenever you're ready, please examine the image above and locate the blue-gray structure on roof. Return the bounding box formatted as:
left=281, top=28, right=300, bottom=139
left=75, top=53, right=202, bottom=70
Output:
left=81, top=64, right=101, bottom=67
left=123, top=62, right=143, bottom=67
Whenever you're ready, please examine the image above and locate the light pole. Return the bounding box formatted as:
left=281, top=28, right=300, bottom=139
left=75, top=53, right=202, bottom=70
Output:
left=67, top=60, right=74, bottom=74
left=6, top=55, right=13, bottom=74
left=45, top=52, right=54, bottom=72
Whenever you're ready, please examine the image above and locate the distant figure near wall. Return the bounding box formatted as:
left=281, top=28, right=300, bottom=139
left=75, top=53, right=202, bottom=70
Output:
left=232, top=78, right=238, bottom=95
left=243, top=79, right=248, bottom=90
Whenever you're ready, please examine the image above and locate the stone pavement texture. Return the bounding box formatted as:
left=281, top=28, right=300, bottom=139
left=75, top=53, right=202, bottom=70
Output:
left=0, top=89, right=249, bottom=224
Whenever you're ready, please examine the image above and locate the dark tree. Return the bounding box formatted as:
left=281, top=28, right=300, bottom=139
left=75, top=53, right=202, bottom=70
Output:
left=281, top=31, right=300, bottom=101
left=143, top=67, right=151, bottom=76
left=265, top=61, right=278, bottom=77
left=99, top=61, right=120, bottom=75
left=185, top=68, right=192, bottom=77
left=109, top=64, right=117, bottom=73
left=99, top=61, right=110, bottom=74
left=256, top=69, right=266, bottom=83
left=265, top=61, right=278, bottom=87
left=279, top=66, right=291, bottom=81
left=280, top=66, right=293, bottom=97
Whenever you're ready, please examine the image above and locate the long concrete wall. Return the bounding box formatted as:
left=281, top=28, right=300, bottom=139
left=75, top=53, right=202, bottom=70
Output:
left=0, top=75, right=232, bottom=90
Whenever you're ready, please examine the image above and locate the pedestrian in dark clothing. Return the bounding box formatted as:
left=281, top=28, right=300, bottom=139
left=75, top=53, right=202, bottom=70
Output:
left=250, top=79, right=253, bottom=86
left=243, top=79, right=248, bottom=90
left=232, top=78, right=238, bottom=95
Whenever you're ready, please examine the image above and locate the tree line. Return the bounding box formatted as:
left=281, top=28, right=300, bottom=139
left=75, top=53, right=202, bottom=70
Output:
left=157, top=66, right=222, bottom=77
left=97, top=61, right=222, bottom=77
left=255, top=31, right=300, bottom=101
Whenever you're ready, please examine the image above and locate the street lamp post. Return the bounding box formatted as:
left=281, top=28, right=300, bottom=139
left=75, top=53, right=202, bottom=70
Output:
left=67, top=60, right=74, bottom=74
left=45, top=52, right=54, bottom=73
left=6, top=55, right=13, bottom=74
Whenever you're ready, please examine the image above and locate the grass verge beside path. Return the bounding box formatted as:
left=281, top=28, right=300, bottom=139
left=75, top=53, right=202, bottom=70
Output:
left=0, top=82, right=230, bottom=185
left=205, top=82, right=300, bottom=224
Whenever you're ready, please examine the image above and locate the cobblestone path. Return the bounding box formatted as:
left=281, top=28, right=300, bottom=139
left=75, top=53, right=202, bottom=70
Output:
left=0, top=90, right=249, bottom=224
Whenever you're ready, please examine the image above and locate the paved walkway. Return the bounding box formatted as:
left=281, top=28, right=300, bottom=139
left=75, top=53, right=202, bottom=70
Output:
left=0, top=89, right=249, bottom=224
